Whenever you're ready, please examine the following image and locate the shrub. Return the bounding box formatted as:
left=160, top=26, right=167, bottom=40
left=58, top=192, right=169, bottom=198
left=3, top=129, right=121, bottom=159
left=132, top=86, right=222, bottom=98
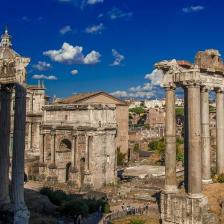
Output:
left=40, top=187, right=68, bottom=206
left=129, top=218, right=146, bottom=224
left=60, top=199, right=89, bottom=217
left=117, top=150, right=126, bottom=166
left=216, top=173, right=224, bottom=183
left=102, top=202, right=110, bottom=213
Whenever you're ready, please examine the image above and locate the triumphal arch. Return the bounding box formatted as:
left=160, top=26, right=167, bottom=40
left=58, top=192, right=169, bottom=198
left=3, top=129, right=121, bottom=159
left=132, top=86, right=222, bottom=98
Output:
left=156, top=49, right=223, bottom=224
left=0, top=29, right=30, bottom=223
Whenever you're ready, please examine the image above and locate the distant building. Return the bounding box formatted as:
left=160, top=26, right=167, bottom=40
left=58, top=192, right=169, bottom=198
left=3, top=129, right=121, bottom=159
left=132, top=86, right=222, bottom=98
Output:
left=144, top=99, right=165, bottom=109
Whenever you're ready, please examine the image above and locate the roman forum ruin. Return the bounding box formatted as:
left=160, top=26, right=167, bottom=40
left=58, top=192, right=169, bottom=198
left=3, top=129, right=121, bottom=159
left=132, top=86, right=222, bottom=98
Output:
left=156, top=49, right=224, bottom=224
left=0, top=29, right=30, bottom=223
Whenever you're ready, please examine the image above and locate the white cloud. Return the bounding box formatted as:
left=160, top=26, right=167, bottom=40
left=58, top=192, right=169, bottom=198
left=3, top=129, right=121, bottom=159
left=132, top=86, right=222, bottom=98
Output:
left=111, top=49, right=125, bottom=66
left=83, top=50, right=101, bottom=64
left=32, top=61, right=51, bottom=71
left=43, top=42, right=101, bottom=65
left=111, top=91, right=128, bottom=98
left=182, top=5, right=204, bottom=13
left=145, top=69, right=164, bottom=86
left=32, top=74, right=58, bottom=80
left=87, top=0, right=103, bottom=5
left=60, top=25, right=72, bottom=35
left=71, top=69, right=79, bottom=75
left=85, top=23, right=105, bottom=34
left=107, top=8, right=133, bottom=20
left=111, top=69, right=164, bottom=99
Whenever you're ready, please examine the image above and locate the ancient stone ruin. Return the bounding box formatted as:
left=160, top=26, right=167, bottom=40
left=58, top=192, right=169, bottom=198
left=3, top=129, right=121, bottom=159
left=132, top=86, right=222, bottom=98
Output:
left=155, top=49, right=224, bottom=224
left=0, top=29, right=30, bottom=223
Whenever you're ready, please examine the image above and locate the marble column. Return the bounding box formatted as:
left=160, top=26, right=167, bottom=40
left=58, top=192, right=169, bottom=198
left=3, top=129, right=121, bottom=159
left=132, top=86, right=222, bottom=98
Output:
left=11, top=84, right=29, bottom=223
left=0, top=85, right=12, bottom=207
left=50, top=132, right=56, bottom=166
left=187, top=84, right=202, bottom=198
left=85, top=134, right=89, bottom=171
left=184, top=87, right=189, bottom=192
left=201, top=87, right=212, bottom=183
left=72, top=135, right=77, bottom=168
left=216, top=88, right=224, bottom=174
left=39, top=133, right=45, bottom=164
left=164, top=86, right=177, bottom=193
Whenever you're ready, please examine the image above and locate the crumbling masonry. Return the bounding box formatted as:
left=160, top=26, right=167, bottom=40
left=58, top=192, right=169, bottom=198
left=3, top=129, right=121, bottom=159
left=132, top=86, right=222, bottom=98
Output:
left=0, top=29, right=30, bottom=223
left=156, top=49, right=224, bottom=224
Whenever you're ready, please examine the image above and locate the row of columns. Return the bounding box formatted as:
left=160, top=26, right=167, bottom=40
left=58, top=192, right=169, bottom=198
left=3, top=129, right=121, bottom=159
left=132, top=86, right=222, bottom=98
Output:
left=0, top=84, right=29, bottom=222
left=165, top=83, right=224, bottom=197
left=39, top=132, right=91, bottom=172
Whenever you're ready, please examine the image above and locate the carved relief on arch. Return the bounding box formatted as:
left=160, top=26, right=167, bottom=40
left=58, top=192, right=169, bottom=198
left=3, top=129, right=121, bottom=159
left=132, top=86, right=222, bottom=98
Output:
left=55, top=134, right=72, bottom=152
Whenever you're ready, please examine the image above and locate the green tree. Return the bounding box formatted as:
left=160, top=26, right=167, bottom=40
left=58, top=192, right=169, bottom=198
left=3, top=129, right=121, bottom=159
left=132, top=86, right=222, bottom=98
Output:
left=117, top=149, right=126, bottom=166
left=175, top=107, right=184, bottom=116
left=129, top=107, right=145, bottom=114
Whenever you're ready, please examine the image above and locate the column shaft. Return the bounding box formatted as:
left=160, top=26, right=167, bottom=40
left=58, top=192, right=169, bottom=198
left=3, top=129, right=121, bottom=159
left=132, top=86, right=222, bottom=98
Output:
left=187, top=85, right=202, bottom=197
left=50, top=133, right=55, bottom=165
left=201, top=88, right=212, bottom=183
left=85, top=135, right=89, bottom=171
left=164, top=87, right=177, bottom=192
left=184, top=87, right=189, bottom=192
left=11, top=84, right=29, bottom=222
left=72, top=135, right=77, bottom=168
left=0, top=85, right=12, bottom=206
left=216, top=90, right=224, bottom=174
left=39, top=134, right=45, bottom=163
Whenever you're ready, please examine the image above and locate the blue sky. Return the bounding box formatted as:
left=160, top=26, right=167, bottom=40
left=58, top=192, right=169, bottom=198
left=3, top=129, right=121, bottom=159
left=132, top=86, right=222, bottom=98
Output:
left=1, top=0, right=224, bottom=99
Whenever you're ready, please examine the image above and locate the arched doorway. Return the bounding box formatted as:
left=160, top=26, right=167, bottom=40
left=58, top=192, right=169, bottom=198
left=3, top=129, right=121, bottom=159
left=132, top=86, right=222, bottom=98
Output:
left=80, top=158, right=85, bottom=186
left=66, top=162, right=71, bottom=182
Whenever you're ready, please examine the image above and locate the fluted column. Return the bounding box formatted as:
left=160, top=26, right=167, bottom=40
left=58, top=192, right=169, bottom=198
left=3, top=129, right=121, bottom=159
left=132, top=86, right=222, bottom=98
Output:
left=0, top=84, right=12, bottom=207
left=164, top=86, right=177, bottom=193
left=201, top=87, right=212, bottom=184
left=11, top=84, right=29, bottom=223
left=187, top=84, right=202, bottom=198
left=216, top=88, right=224, bottom=174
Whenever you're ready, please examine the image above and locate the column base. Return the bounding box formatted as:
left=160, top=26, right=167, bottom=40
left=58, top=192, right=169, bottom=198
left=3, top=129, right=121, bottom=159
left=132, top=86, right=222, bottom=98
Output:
left=202, top=179, right=213, bottom=184
left=160, top=191, right=213, bottom=224
left=187, top=193, right=204, bottom=199
left=164, top=185, right=178, bottom=193
left=13, top=204, right=30, bottom=224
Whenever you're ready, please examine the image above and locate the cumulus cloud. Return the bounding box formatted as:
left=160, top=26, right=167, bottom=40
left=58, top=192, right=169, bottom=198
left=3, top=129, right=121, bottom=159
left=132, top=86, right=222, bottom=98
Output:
left=107, top=8, right=133, bottom=20
left=32, top=74, right=58, bottom=80
left=60, top=25, right=72, bottom=35
left=85, top=23, right=105, bottom=34
left=111, top=49, right=125, bottom=66
left=87, top=0, right=103, bottom=5
left=182, top=5, right=205, bottom=13
left=71, top=69, right=79, bottom=75
left=43, top=42, right=101, bottom=65
left=32, top=61, right=51, bottom=71
left=111, top=69, right=164, bottom=99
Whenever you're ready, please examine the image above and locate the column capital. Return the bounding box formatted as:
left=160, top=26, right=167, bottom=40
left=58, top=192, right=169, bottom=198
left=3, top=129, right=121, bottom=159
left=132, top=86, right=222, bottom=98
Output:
left=215, top=87, right=224, bottom=93
left=163, top=83, right=176, bottom=90
left=200, top=86, right=212, bottom=93
left=182, top=80, right=201, bottom=88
